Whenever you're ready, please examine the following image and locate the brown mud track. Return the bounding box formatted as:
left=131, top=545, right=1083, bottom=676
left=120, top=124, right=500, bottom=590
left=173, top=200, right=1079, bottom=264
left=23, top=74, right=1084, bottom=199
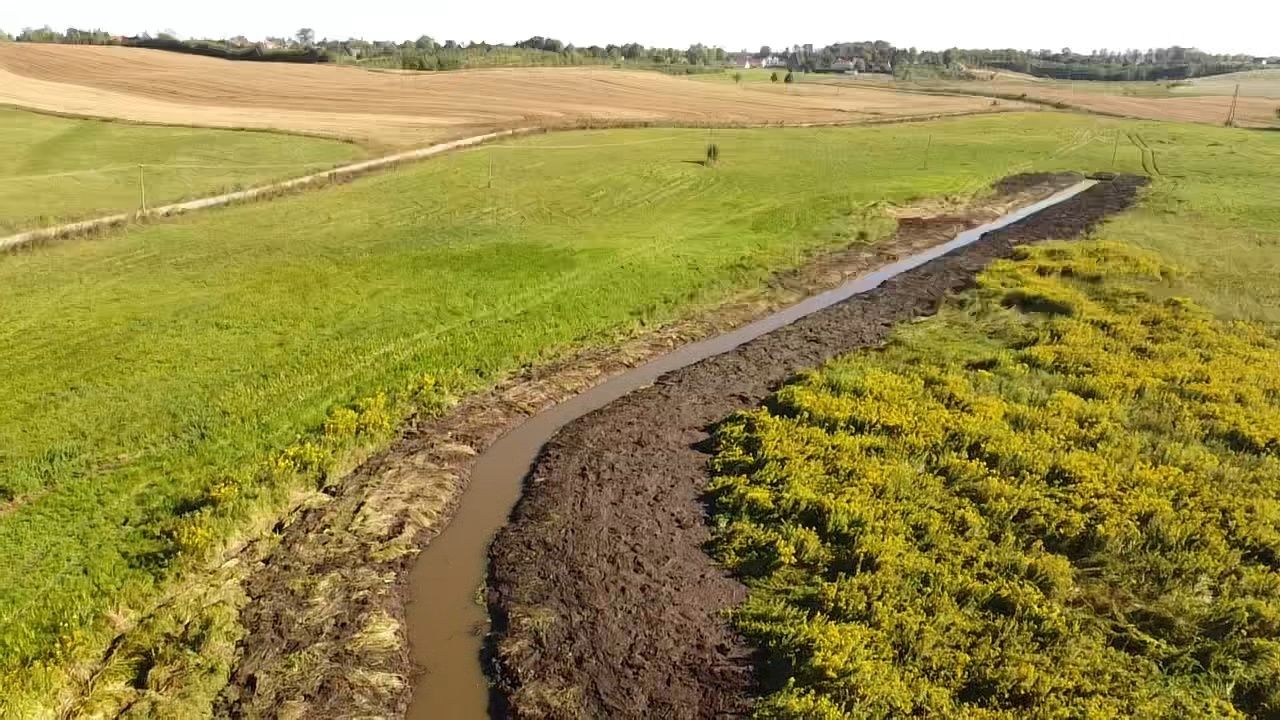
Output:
left=214, top=174, right=1085, bottom=719
left=488, top=175, right=1147, bottom=719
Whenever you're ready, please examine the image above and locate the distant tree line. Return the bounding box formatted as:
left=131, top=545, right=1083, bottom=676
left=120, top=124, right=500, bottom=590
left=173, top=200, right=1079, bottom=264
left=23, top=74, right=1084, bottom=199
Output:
left=740, top=42, right=1271, bottom=80
left=131, top=36, right=327, bottom=63
left=4, top=26, right=1275, bottom=79
left=2, top=25, right=328, bottom=62
left=942, top=47, right=1265, bottom=81
left=342, top=36, right=732, bottom=71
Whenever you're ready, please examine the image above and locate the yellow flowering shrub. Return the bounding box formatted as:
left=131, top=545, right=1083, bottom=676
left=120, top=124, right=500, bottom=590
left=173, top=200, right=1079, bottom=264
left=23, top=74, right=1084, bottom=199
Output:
left=709, top=241, right=1280, bottom=718
left=163, top=375, right=453, bottom=560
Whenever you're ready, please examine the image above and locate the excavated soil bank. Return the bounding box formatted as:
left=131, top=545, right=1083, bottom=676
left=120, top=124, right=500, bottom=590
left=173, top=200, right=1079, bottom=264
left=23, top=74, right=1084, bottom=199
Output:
left=488, top=175, right=1146, bottom=720
left=216, top=172, right=1090, bottom=719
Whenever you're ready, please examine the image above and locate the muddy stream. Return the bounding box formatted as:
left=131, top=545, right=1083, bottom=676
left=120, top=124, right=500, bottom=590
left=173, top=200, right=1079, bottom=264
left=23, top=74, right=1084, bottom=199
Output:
left=402, top=180, right=1097, bottom=719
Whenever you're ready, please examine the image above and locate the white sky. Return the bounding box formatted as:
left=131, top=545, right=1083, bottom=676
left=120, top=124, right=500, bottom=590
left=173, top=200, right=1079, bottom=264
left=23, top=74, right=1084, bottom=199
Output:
left=3, top=0, right=1277, bottom=56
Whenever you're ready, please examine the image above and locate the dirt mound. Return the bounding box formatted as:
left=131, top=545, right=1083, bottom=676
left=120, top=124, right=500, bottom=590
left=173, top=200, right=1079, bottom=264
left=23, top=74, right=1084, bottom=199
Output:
left=993, top=171, right=1083, bottom=195
left=0, top=44, right=1002, bottom=148
left=487, top=175, right=1147, bottom=719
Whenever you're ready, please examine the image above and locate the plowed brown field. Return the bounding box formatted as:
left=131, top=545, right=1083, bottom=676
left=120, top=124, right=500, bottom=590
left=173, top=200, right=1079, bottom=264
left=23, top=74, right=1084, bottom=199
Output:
left=0, top=44, right=1002, bottom=148
left=979, top=81, right=1280, bottom=127
left=839, top=72, right=1280, bottom=128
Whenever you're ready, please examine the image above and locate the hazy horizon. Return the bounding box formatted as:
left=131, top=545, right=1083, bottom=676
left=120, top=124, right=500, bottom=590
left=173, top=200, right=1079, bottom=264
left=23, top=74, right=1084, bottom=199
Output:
left=4, top=0, right=1277, bottom=57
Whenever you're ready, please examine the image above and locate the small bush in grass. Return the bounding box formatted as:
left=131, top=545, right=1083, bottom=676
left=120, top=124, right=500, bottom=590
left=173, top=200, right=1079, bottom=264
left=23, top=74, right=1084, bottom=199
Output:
left=770, top=71, right=779, bottom=83
left=705, top=143, right=719, bottom=166
left=784, top=71, right=794, bottom=84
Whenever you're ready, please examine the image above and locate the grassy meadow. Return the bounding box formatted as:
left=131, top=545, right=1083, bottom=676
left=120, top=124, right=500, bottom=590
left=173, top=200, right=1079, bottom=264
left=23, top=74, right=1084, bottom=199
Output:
left=0, top=107, right=364, bottom=234
left=0, top=112, right=1272, bottom=714
left=708, top=122, right=1280, bottom=715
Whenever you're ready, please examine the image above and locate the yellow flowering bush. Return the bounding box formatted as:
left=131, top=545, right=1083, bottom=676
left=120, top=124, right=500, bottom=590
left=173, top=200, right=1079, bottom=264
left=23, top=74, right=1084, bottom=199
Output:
left=709, top=241, right=1280, bottom=718
left=164, top=374, right=453, bottom=560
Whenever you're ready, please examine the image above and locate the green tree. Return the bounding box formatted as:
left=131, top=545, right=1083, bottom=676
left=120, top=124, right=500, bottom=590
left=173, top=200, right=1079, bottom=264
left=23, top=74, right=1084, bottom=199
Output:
left=0, top=29, right=12, bottom=42
left=18, top=26, right=61, bottom=43
left=296, top=28, right=315, bottom=48
left=733, top=71, right=743, bottom=85
left=770, top=71, right=779, bottom=83
left=784, top=71, right=794, bottom=83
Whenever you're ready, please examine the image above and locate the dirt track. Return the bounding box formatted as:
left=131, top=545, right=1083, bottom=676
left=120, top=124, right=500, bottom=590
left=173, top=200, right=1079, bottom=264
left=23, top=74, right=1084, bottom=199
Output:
left=0, top=45, right=1000, bottom=148
left=487, top=175, right=1147, bottom=719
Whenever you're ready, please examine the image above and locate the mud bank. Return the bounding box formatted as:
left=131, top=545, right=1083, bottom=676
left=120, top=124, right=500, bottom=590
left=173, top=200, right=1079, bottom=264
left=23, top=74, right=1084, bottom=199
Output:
left=215, top=173, right=1090, bottom=719
left=487, top=175, right=1147, bottom=719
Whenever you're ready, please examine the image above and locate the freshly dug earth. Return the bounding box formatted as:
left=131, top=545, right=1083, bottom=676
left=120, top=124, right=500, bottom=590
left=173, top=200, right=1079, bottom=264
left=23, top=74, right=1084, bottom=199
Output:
left=488, top=175, right=1147, bottom=719
left=0, top=44, right=1003, bottom=148
left=214, top=175, right=1082, bottom=719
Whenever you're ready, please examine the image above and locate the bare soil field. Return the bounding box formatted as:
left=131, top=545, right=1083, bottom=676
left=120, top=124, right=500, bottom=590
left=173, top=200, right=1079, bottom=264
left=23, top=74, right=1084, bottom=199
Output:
left=944, top=79, right=1278, bottom=127
left=0, top=44, right=1001, bottom=148
left=1179, top=69, right=1280, bottom=97
left=488, top=175, right=1146, bottom=719
left=830, top=72, right=1280, bottom=128
left=1004, top=84, right=1278, bottom=126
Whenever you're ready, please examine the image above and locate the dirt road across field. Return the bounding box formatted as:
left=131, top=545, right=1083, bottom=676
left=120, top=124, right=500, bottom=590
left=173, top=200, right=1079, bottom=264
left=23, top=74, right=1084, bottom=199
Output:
left=487, top=174, right=1146, bottom=719
left=0, top=44, right=1003, bottom=148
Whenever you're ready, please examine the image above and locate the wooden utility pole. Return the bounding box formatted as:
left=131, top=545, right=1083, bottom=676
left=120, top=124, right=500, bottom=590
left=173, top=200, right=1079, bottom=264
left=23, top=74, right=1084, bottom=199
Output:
left=138, top=165, right=147, bottom=212
left=487, top=152, right=494, bottom=189
left=1112, top=131, right=1121, bottom=169
left=1226, top=83, right=1240, bottom=126
left=922, top=134, right=933, bottom=170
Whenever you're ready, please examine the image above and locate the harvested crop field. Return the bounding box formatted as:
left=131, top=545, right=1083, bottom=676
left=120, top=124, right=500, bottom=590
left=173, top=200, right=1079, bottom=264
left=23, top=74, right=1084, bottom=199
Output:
left=933, top=79, right=1278, bottom=128
left=488, top=176, right=1146, bottom=719
left=823, top=71, right=1280, bottom=129
left=995, top=84, right=1279, bottom=128
left=0, top=44, right=1007, bottom=148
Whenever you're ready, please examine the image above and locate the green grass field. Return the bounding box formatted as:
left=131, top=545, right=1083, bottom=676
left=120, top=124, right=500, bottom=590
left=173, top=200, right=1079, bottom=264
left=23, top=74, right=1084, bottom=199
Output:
left=708, top=119, right=1280, bottom=716
left=1, top=112, right=1275, bottom=714
left=0, top=107, right=364, bottom=234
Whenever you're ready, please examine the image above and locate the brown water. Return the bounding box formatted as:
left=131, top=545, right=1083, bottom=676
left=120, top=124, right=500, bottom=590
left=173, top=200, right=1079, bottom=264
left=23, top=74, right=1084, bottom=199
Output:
left=402, top=180, right=1097, bottom=720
